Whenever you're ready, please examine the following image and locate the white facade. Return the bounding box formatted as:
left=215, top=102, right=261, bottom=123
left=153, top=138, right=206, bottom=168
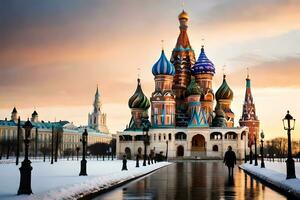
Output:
left=117, top=126, right=248, bottom=160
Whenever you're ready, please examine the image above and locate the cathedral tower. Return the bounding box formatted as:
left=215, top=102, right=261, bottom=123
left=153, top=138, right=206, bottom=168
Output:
left=127, top=79, right=150, bottom=130
left=171, top=10, right=196, bottom=126
left=151, top=50, right=176, bottom=127
left=191, top=46, right=215, bottom=124
left=11, top=107, right=18, bottom=122
left=215, top=74, right=234, bottom=127
left=88, top=86, right=109, bottom=133
left=31, top=110, right=38, bottom=122
left=239, top=74, right=259, bottom=147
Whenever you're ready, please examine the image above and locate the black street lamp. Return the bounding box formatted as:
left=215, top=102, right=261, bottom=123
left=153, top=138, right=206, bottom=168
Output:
left=79, top=129, right=88, bottom=176
left=249, top=145, right=253, bottom=164
left=260, top=130, right=265, bottom=168
left=166, top=140, right=169, bottom=161
left=16, top=117, right=21, bottom=165
left=254, top=135, right=258, bottom=166
left=18, top=119, right=33, bottom=195
left=244, top=132, right=247, bottom=163
left=283, top=110, right=296, bottom=179
left=51, top=125, right=54, bottom=165
left=142, top=117, right=151, bottom=166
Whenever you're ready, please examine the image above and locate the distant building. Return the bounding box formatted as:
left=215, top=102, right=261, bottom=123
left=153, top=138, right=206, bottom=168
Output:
left=116, top=10, right=249, bottom=160
left=0, top=88, right=112, bottom=157
left=88, top=86, right=109, bottom=133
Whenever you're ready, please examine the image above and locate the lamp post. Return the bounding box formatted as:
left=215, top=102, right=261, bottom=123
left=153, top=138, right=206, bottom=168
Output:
left=283, top=110, right=296, bottom=179
left=249, top=145, right=253, bottom=164
left=16, top=117, right=21, bottom=165
left=260, top=130, right=265, bottom=168
left=254, top=135, right=258, bottom=166
left=244, top=132, right=247, bottom=163
left=18, top=119, right=33, bottom=195
left=79, top=129, right=88, bottom=176
left=51, top=125, right=54, bottom=165
left=142, top=117, right=151, bottom=166
left=166, top=140, right=169, bottom=161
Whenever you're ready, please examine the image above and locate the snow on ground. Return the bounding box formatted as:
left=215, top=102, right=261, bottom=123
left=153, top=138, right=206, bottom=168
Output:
left=0, top=159, right=171, bottom=200
left=240, top=161, right=300, bottom=197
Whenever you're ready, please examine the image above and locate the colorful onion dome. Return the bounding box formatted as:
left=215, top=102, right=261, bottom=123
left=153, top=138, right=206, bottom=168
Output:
left=192, top=46, right=215, bottom=75
left=128, top=79, right=150, bottom=110
left=178, top=10, right=189, bottom=20
left=152, top=50, right=175, bottom=76
left=187, top=76, right=201, bottom=96
left=215, top=75, right=233, bottom=101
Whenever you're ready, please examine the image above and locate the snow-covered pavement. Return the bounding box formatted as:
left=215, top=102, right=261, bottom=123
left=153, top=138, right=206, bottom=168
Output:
left=240, top=161, right=300, bottom=197
left=0, top=160, right=171, bottom=200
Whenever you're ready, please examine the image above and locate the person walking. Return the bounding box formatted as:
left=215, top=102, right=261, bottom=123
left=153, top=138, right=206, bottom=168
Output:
left=223, top=146, right=236, bottom=177
left=122, top=155, right=128, bottom=171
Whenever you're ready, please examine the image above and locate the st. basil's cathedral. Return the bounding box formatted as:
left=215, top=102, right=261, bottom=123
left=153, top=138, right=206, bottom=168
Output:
left=116, top=10, right=259, bottom=159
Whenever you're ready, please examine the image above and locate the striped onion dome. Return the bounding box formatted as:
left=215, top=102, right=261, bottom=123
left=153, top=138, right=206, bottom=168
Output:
left=215, top=75, right=233, bottom=101
left=128, top=79, right=150, bottom=110
left=192, top=46, right=215, bottom=75
left=152, top=50, right=175, bottom=76
left=187, top=76, right=201, bottom=96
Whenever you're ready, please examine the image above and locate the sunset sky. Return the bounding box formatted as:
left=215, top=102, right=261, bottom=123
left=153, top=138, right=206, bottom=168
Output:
left=0, top=0, right=300, bottom=140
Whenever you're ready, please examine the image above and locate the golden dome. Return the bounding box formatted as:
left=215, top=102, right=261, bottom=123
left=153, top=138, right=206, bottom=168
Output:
left=178, top=10, right=189, bottom=20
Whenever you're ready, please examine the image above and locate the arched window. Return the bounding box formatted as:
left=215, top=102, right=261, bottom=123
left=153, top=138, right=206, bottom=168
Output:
left=210, top=132, right=222, bottom=140
left=225, top=132, right=237, bottom=140
left=175, top=132, right=187, bottom=140
left=154, top=134, right=156, bottom=141
left=241, top=131, right=246, bottom=140
left=163, top=134, right=166, bottom=140
left=212, top=145, right=218, bottom=152
left=159, top=134, right=161, bottom=141
left=168, top=133, right=172, bottom=141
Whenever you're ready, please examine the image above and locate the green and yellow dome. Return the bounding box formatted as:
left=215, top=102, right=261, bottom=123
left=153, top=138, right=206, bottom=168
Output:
left=128, top=79, right=150, bottom=110
left=215, top=75, right=233, bottom=101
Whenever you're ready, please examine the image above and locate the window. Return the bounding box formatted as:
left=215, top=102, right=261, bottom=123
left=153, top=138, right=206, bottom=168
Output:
left=212, top=145, right=218, bottom=152
left=168, top=133, right=172, bottom=141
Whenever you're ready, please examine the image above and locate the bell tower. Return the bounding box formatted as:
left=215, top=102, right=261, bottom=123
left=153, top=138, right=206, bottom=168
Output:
left=171, top=10, right=196, bottom=126
left=239, top=74, right=260, bottom=147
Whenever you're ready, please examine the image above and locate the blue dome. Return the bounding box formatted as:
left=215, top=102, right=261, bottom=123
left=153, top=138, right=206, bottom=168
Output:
left=152, top=50, right=175, bottom=76
left=192, top=46, right=215, bottom=75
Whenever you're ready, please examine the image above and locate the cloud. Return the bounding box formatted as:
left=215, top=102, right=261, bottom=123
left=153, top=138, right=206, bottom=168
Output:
left=195, top=0, right=300, bottom=42
left=226, top=55, right=300, bottom=88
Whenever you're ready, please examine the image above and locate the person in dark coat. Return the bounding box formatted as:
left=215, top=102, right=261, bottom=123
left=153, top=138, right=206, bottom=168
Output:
left=223, top=146, right=236, bottom=177
left=122, top=155, right=128, bottom=171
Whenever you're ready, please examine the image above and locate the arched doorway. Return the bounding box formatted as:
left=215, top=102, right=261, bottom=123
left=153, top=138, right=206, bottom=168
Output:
left=125, top=147, right=131, bottom=159
left=177, top=145, right=184, bottom=157
left=191, top=134, right=206, bottom=152
left=212, top=145, right=218, bottom=152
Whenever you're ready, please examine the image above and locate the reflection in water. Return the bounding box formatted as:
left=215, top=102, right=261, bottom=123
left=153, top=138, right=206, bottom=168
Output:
left=96, top=161, right=288, bottom=200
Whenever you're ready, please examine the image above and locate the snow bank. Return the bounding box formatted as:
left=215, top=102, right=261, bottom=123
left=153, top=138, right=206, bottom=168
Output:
left=0, top=160, right=171, bottom=199
left=240, top=161, right=300, bottom=197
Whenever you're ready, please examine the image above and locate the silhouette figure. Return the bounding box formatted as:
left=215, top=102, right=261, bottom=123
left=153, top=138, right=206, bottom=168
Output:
left=223, top=146, right=236, bottom=177
left=122, top=155, right=128, bottom=171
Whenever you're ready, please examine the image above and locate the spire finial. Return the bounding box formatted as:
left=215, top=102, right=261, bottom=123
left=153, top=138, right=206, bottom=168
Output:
left=247, top=67, right=250, bottom=79
left=181, top=0, right=185, bottom=9
left=137, top=67, right=141, bottom=79
left=161, top=40, right=164, bottom=51
left=222, top=65, right=226, bottom=79
left=201, top=38, right=205, bottom=48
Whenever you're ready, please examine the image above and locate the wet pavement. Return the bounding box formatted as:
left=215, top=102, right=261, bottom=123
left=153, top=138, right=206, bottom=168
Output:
left=94, top=161, right=289, bottom=200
